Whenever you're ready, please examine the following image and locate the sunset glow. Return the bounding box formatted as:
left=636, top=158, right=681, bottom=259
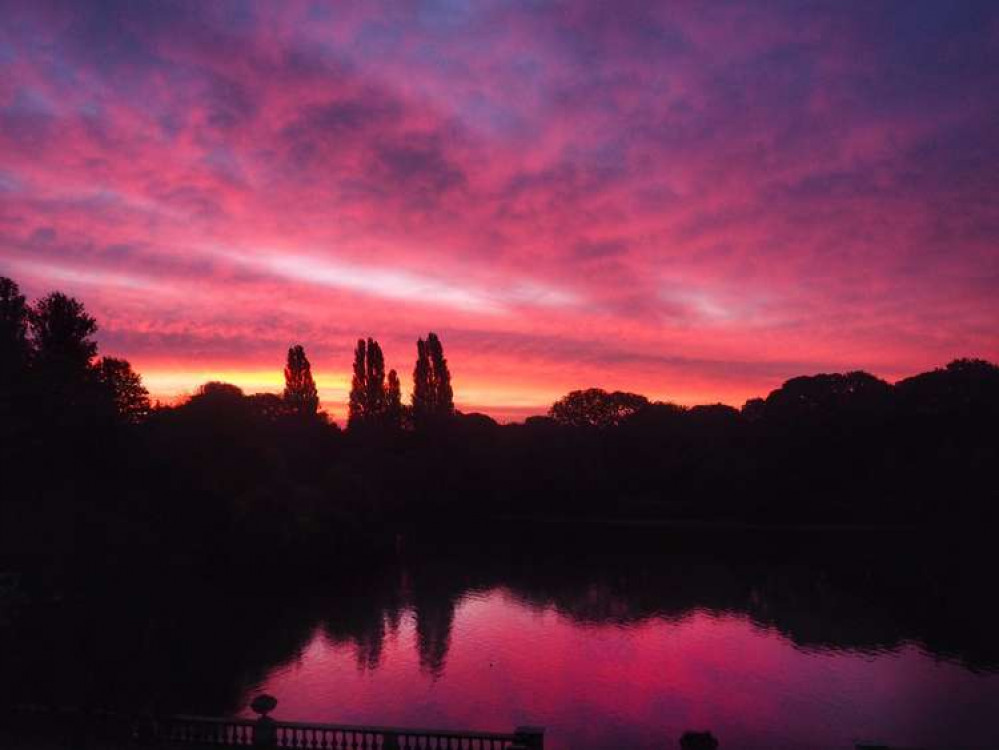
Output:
left=2, top=2, right=997, bottom=421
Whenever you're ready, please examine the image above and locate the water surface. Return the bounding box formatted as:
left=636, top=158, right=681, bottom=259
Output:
left=236, top=528, right=999, bottom=750
left=4, top=526, right=997, bottom=749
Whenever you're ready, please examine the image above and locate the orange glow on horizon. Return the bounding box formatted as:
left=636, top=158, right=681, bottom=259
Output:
left=136, top=365, right=769, bottom=424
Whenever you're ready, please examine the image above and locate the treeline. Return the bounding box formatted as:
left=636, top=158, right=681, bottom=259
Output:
left=2, top=274, right=999, bottom=578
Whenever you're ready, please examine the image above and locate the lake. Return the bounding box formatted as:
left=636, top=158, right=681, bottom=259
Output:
left=3, top=525, right=998, bottom=749
left=237, top=527, right=998, bottom=750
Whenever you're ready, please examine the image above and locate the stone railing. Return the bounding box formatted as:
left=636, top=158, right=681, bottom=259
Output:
left=0, top=696, right=544, bottom=750
left=1, top=698, right=923, bottom=748
left=161, top=713, right=540, bottom=750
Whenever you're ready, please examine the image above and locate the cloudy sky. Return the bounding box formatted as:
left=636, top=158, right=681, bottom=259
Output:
left=2, top=1, right=997, bottom=420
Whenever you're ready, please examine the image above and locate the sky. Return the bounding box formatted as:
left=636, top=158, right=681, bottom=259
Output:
left=1, top=1, right=997, bottom=422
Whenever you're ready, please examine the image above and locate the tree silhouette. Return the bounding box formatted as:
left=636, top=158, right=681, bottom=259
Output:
left=365, top=339, right=386, bottom=421
left=549, top=388, right=650, bottom=428
left=195, top=381, right=245, bottom=400
left=412, top=332, right=454, bottom=427
left=29, top=291, right=98, bottom=374
left=413, top=338, right=431, bottom=422
left=0, top=276, right=30, bottom=379
left=761, top=371, right=891, bottom=423
left=283, top=345, right=319, bottom=416
left=349, top=338, right=368, bottom=428
left=0, top=277, right=30, bottom=434
left=428, top=333, right=453, bottom=415
left=28, top=291, right=100, bottom=418
left=187, top=381, right=247, bottom=418
left=349, top=338, right=390, bottom=428
left=97, top=357, right=151, bottom=423
left=896, top=358, right=999, bottom=415
left=385, top=369, right=404, bottom=429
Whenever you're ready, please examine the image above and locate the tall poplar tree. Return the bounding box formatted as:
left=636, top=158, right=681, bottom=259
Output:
left=385, top=368, right=404, bottom=429
left=348, top=338, right=367, bottom=428
left=365, top=338, right=386, bottom=422
left=427, top=333, right=454, bottom=416
left=412, top=332, right=454, bottom=426
left=412, top=337, right=433, bottom=424
left=350, top=337, right=395, bottom=428
left=283, top=344, right=319, bottom=416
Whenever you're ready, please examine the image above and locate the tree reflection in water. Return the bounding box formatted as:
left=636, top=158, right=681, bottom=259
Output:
left=1, top=525, right=995, bottom=720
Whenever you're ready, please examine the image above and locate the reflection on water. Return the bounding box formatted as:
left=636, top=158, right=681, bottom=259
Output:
left=254, top=590, right=995, bottom=750
left=3, top=526, right=998, bottom=749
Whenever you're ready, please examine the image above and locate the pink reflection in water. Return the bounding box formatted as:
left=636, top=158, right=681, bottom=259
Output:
left=243, top=589, right=998, bottom=750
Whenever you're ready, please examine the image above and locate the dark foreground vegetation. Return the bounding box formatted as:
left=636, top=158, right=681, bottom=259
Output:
left=2, top=273, right=998, bottom=581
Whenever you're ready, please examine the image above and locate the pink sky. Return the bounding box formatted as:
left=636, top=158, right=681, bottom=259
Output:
left=2, top=2, right=997, bottom=421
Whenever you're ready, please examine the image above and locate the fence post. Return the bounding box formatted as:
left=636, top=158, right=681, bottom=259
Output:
left=383, top=731, right=401, bottom=750
left=514, top=725, right=545, bottom=750
left=250, top=695, right=278, bottom=748
left=253, top=716, right=277, bottom=748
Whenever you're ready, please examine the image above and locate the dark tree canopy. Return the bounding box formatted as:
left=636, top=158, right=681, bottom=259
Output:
left=0, top=276, right=30, bottom=376
left=428, top=333, right=453, bottom=415
left=349, top=338, right=368, bottom=428
left=895, top=358, right=999, bottom=414
left=29, top=291, right=98, bottom=373
left=412, top=338, right=431, bottom=420
left=741, top=397, right=766, bottom=422
left=412, top=332, right=453, bottom=426
left=191, top=381, right=245, bottom=406
left=249, top=392, right=292, bottom=421
left=549, top=388, right=650, bottom=428
left=97, top=357, right=151, bottom=423
left=761, top=371, right=892, bottom=421
left=349, top=338, right=396, bottom=428
left=385, top=368, right=404, bottom=429
left=25, top=291, right=101, bottom=418
left=283, top=344, right=319, bottom=416
left=365, top=339, right=386, bottom=419
left=180, top=381, right=252, bottom=426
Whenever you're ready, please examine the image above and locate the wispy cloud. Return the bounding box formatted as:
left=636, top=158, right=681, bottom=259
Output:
left=3, top=258, right=168, bottom=294
left=228, top=251, right=580, bottom=315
